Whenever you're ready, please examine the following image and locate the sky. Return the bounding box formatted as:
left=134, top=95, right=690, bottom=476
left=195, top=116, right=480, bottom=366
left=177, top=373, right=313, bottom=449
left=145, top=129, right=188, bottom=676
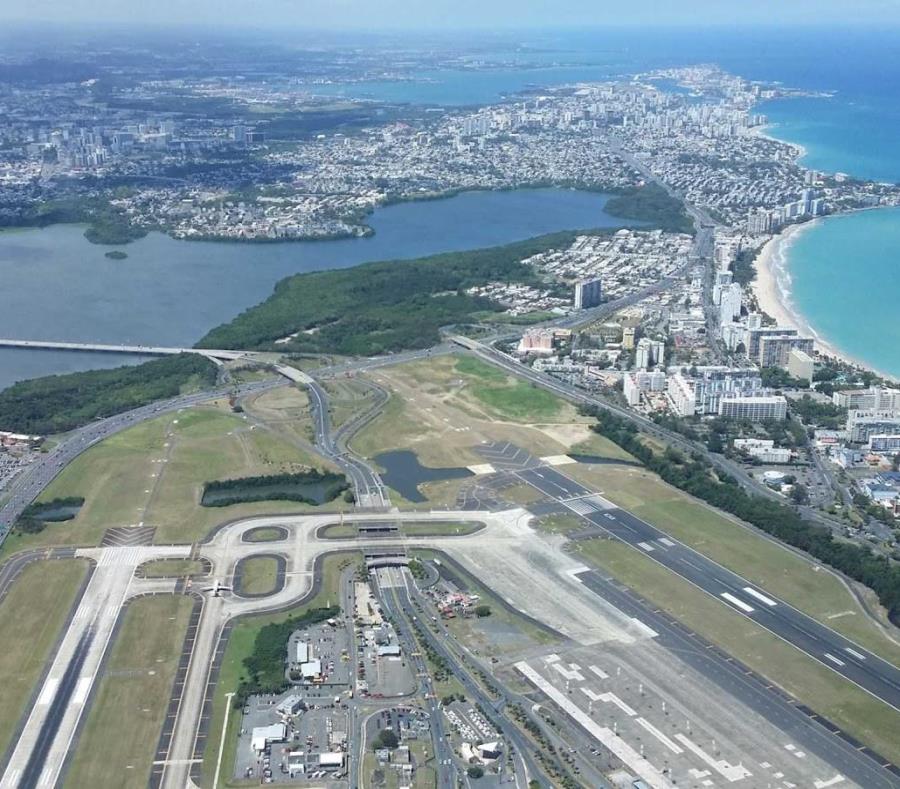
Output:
left=2, top=0, right=899, bottom=29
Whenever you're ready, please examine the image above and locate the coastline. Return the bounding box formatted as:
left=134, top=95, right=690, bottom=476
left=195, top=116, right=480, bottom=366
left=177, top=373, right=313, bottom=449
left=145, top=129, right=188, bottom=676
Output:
left=752, top=218, right=899, bottom=381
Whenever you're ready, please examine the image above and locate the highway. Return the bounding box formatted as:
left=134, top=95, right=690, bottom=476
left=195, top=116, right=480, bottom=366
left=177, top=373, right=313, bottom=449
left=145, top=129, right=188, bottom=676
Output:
left=305, top=378, right=390, bottom=509
left=513, top=461, right=900, bottom=715
left=0, top=338, right=246, bottom=361
left=0, top=379, right=283, bottom=538
left=376, top=566, right=546, bottom=789
left=373, top=567, right=457, bottom=789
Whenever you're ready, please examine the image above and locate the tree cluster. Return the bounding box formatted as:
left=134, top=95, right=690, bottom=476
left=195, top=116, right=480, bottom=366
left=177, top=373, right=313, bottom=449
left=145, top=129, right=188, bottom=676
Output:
left=0, top=353, right=217, bottom=434
left=589, top=409, right=900, bottom=620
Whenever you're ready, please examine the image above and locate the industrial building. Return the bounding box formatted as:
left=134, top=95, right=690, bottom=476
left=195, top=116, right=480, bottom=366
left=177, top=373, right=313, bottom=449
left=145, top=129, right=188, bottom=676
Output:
left=251, top=723, right=286, bottom=753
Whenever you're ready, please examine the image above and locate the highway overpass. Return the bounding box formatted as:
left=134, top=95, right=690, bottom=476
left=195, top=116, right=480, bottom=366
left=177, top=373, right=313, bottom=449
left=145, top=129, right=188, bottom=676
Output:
left=0, top=338, right=247, bottom=362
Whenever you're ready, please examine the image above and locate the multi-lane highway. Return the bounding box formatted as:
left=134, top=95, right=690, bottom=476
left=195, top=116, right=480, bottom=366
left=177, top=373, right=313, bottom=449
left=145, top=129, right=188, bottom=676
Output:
left=305, top=378, right=390, bottom=509
left=513, top=461, right=900, bottom=714
left=373, top=567, right=457, bottom=789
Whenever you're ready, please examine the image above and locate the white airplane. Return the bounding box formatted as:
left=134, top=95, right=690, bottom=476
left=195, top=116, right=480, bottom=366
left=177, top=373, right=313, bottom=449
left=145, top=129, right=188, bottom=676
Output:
left=201, top=578, right=232, bottom=597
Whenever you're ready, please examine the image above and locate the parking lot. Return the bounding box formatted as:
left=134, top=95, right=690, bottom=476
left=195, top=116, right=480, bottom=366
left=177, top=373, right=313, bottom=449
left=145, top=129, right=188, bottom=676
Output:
left=288, top=619, right=353, bottom=694
left=233, top=691, right=351, bottom=784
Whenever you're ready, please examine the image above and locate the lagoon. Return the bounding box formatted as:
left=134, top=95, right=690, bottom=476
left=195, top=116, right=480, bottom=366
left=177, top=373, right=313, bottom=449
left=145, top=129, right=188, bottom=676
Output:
left=0, top=188, right=626, bottom=390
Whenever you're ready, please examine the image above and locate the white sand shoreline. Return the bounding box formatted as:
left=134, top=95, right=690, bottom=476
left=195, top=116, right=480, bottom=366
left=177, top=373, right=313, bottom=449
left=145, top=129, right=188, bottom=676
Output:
left=751, top=218, right=899, bottom=382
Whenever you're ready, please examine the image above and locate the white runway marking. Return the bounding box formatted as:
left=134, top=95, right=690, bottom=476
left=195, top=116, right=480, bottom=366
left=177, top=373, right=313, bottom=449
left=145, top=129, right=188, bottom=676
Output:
left=637, top=541, right=655, bottom=552
left=637, top=717, right=684, bottom=754
left=658, top=537, right=675, bottom=547
left=588, top=664, right=609, bottom=680
left=36, top=678, right=59, bottom=706
left=565, top=499, right=596, bottom=515
left=824, top=653, right=845, bottom=667
left=72, top=676, right=92, bottom=705
left=515, top=662, right=674, bottom=789
left=844, top=647, right=866, bottom=661
left=742, top=586, right=777, bottom=607
left=630, top=618, right=659, bottom=639
left=675, top=733, right=752, bottom=782
left=814, top=775, right=845, bottom=788
left=720, top=592, right=755, bottom=613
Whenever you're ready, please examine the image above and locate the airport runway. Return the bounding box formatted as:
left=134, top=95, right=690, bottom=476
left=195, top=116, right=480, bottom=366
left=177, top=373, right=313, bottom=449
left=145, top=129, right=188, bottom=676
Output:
left=0, top=545, right=191, bottom=789
left=514, top=462, right=900, bottom=714
left=577, top=571, right=900, bottom=788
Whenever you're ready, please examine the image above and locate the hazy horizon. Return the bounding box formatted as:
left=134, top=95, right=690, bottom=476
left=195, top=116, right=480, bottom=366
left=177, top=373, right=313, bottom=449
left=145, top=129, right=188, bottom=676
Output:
left=2, top=0, right=900, bottom=30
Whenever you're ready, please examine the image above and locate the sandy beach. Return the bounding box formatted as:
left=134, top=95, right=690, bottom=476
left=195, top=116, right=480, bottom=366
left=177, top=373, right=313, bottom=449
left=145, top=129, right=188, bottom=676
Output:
left=750, top=220, right=877, bottom=372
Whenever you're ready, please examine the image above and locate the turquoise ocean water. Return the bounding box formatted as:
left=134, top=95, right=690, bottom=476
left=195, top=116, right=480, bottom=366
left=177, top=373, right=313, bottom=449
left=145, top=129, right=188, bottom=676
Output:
left=785, top=210, right=900, bottom=377
left=754, top=77, right=900, bottom=375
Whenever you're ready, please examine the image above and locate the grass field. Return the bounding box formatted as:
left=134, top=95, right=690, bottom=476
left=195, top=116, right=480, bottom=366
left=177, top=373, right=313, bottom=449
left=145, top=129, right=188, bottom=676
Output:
left=0, top=559, right=89, bottom=758
left=568, top=462, right=900, bottom=665
left=139, top=558, right=207, bottom=578
left=236, top=556, right=280, bottom=596
left=320, top=377, right=382, bottom=431
left=351, top=356, right=626, bottom=507
left=0, top=403, right=339, bottom=555
left=577, top=538, right=900, bottom=764
left=534, top=513, right=584, bottom=534
left=242, top=386, right=313, bottom=443
left=198, top=552, right=359, bottom=788
left=243, top=526, right=286, bottom=542
left=65, top=595, right=194, bottom=788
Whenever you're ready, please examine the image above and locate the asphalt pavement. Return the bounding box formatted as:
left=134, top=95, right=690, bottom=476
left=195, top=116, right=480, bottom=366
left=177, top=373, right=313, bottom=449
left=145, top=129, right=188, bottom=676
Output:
left=514, top=463, right=900, bottom=713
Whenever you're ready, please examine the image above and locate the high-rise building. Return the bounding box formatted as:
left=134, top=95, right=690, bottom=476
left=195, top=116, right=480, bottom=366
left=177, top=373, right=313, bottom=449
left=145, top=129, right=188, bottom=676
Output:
left=787, top=348, right=815, bottom=383
left=635, top=337, right=652, bottom=370
left=624, top=371, right=667, bottom=406
left=719, top=395, right=788, bottom=421
left=758, top=335, right=815, bottom=368
left=573, top=278, right=602, bottom=310
left=666, top=367, right=765, bottom=417
left=747, top=326, right=799, bottom=359
left=833, top=387, right=900, bottom=411
left=718, top=283, right=743, bottom=324
left=621, top=326, right=636, bottom=350
left=848, top=411, right=900, bottom=443
left=747, top=208, right=772, bottom=235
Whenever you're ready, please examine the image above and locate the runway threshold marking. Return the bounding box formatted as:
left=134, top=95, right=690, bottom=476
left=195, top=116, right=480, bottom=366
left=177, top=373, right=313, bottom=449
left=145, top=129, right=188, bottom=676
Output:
left=720, top=592, right=755, bottom=613
left=824, top=653, right=846, bottom=667
left=844, top=647, right=866, bottom=661
left=742, top=587, right=777, bottom=607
